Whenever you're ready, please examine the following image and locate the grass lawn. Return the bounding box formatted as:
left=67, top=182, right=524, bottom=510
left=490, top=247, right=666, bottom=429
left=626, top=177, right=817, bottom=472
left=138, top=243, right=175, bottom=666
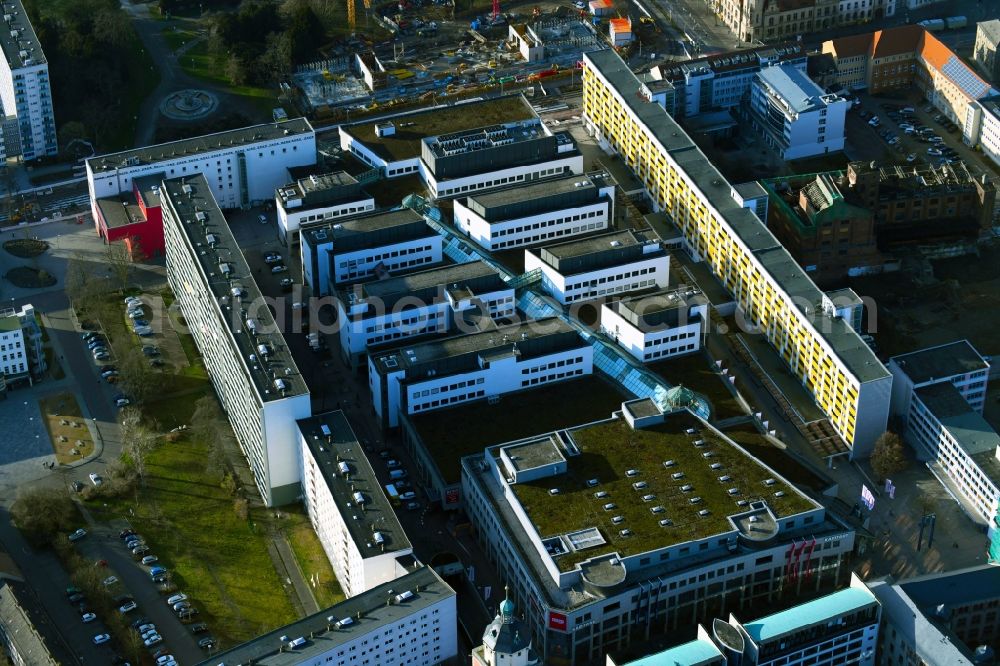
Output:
left=179, top=40, right=276, bottom=99
left=39, top=392, right=94, bottom=465
left=281, top=506, right=345, bottom=610
left=89, top=436, right=298, bottom=647
left=649, top=352, right=746, bottom=421
left=162, top=27, right=199, bottom=52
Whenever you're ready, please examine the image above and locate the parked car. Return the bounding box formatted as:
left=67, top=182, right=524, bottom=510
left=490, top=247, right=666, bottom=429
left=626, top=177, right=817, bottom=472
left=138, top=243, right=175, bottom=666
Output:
left=119, top=529, right=135, bottom=540
left=279, top=277, right=294, bottom=290
left=270, top=264, right=288, bottom=274
left=93, top=351, right=111, bottom=361
left=141, top=629, right=159, bottom=640
left=178, top=608, right=199, bottom=620
left=132, top=545, right=150, bottom=557
left=406, top=501, right=421, bottom=511
left=198, top=637, right=217, bottom=649
left=71, top=481, right=84, bottom=492
left=134, top=326, right=153, bottom=336
left=264, top=252, right=282, bottom=264
left=142, top=346, right=160, bottom=357
left=190, top=622, right=209, bottom=634
left=144, top=635, right=163, bottom=647
left=119, top=601, right=138, bottom=613
left=156, top=656, right=176, bottom=665
left=258, top=214, right=268, bottom=224
left=141, top=555, right=158, bottom=565
left=89, top=473, right=102, bottom=486
left=386, top=459, right=401, bottom=468
left=101, top=368, right=118, bottom=378
left=399, top=491, right=417, bottom=501
left=149, top=358, right=165, bottom=367
left=151, top=567, right=168, bottom=579
left=127, top=309, right=144, bottom=319
left=93, top=633, right=111, bottom=645
left=166, top=593, right=187, bottom=606
left=82, top=612, right=96, bottom=623
left=68, top=528, right=87, bottom=542
left=68, top=592, right=85, bottom=603
left=927, top=147, right=943, bottom=156
left=906, top=153, right=916, bottom=163
left=115, top=397, right=130, bottom=408
left=137, top=623, right=156, bottom=634
left=103, top=576, right=118, bottom=586
left=124, top=296, right=142, bottom=305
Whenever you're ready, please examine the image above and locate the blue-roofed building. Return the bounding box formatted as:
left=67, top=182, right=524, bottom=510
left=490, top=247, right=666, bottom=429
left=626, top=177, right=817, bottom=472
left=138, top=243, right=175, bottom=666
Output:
left=720, top=573, right=880, bottom=666
left=608, top=626, right=725, bottom=666
left=749, top=64, right=849, bottom=160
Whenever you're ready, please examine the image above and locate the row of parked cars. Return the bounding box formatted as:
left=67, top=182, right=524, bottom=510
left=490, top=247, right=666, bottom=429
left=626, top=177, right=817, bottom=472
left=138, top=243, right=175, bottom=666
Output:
left=125, top=296, right=154, bottom=337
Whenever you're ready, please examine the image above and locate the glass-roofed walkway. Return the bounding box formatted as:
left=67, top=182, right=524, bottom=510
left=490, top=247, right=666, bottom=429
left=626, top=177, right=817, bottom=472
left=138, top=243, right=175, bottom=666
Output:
left=401, top=195, right=712, bottom=419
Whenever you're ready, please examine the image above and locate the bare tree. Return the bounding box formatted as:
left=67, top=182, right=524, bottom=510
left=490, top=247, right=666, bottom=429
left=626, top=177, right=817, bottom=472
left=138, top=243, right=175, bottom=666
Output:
left=105, top=240, right=134, bottom=293
left=117, top=348, right=156, bottom=405
left=10, top=487, right=79, bottom=546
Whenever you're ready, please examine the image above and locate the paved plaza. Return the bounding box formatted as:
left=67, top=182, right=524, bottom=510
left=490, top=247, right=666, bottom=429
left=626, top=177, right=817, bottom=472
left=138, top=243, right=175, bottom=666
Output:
left=0, top=385, right=60, bottom=490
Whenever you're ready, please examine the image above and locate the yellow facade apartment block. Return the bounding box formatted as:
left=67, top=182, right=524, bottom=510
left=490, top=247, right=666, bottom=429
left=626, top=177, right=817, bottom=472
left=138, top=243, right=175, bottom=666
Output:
left=582, top=49, right=891, bottom=456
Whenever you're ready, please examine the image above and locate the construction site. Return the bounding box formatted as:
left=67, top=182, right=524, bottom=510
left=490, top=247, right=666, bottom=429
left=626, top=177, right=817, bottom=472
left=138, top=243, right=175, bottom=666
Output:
left=284, top=0, right=672, bottom=122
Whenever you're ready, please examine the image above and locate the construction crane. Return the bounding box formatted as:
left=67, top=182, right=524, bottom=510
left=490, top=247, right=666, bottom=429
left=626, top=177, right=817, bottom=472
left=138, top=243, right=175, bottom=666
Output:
left=347, top=0, right=355, bottom=29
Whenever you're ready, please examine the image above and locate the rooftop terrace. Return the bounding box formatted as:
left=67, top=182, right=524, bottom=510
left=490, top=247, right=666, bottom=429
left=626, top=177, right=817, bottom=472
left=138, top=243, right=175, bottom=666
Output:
left=343, top=96, right=535, bottom=162
left=507, top=412, right=817, bottom=572
left=160, top=174, right=307, bottom=402
left=298, top=411, right=410, bottom=557
left=88, top=118, right=314, bottom=173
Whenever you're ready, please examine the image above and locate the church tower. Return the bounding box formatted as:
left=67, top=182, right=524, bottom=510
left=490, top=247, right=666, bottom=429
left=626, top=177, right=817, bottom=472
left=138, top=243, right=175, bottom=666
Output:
left=471, top=587, right=540, bottom=666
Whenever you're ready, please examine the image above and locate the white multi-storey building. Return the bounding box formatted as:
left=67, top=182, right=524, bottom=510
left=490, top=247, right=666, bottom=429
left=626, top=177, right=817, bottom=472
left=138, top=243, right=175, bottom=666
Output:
left=298, top=410, right=414, bottom=597
left=368, top=317, right=592, bottom=428
left=750, top=64, right=848, bottom=160
left=0, top=303, right=42, bottom=387
left=524, top=230, right=670, bottom=305
left=275, top=171, right=375, bottom=246
left=87, top=118, right=316, bottom=215
left=461, top=399, right=857, bottom=665
left=336, top=260, right=513, bottom=367
left=339, top=96, right=584, bottom=200
left=888, top=341, right=998, bottom=532
left=869, top=566, right=1000, bottom=665
left=201, top=565, right=457, bottom=666
left=301, top=208, right=443, bottom=297
left=453, top=173, right=615, bottom=252
left=599, top=287, right=708, bottom=363
left=0, top=1, right=56, bottom=160
left=162, top=174, right=311, bottom=507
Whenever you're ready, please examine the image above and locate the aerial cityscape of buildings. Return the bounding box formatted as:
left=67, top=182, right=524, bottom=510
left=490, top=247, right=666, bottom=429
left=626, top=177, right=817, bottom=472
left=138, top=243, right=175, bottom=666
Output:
left=2, top=1, right=1000, bottom=665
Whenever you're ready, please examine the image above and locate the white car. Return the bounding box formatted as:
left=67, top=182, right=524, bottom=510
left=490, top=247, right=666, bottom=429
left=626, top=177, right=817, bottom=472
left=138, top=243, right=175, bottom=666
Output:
left=82, top=612, right=96, bottom=623
left=93, top=633, right=111, bottom=645
left=124, top=297, right=142, bottom=306
left=156, top=655, right=175, bottom=665
left=270, top=264, right=288, bottom=274
left=119, top=601, right=137, bottom=613
left=89, top=473, right=102, bottom=486
left=68, top=528, right=87, bottom=542
left=144, top=635, right=163, bottom=647
left=258, top=214, right=268, bottom=224
left=166, top=593, right=187, bottom=606
left=115, top=398, right=130, bottom=408
left=103, top=576, right=118, bottom=586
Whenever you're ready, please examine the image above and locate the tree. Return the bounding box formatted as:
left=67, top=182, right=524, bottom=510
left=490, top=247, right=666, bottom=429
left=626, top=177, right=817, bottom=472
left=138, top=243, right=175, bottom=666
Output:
left=870, top=431, right=907, bottom=481
left=117, top=348, right=156, bottom=405
left=105, top=240, right=134, bottom=292
left=190, top=394, right=231, bottom=473
left=10, top=487, right=79, bottom=546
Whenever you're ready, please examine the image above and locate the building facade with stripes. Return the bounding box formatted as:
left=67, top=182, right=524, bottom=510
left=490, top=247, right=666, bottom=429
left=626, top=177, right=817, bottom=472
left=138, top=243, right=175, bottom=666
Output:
left=581, top=49, right=891, bottom=457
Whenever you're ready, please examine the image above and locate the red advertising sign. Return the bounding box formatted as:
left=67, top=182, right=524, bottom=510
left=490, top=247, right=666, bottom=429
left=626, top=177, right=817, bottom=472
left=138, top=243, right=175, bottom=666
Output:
left=548, top=611, right=567, bottom=631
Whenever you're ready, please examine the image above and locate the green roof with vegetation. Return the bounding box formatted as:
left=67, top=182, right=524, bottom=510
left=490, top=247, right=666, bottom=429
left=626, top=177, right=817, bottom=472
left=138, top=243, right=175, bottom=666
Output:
left=345, top=96, right=534, bottom=161
left=510, top=414, right=817, bottom=572
left=410, top=377, right=628, bottom=484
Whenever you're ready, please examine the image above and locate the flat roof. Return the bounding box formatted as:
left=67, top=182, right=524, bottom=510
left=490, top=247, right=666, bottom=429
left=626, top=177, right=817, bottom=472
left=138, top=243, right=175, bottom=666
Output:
left=608, top=287, right=708, bottom=332
left=198, top=566, right=451, bottom=666
left=297, top=411, right=410, bottom=557
left=88, top=118, right=314, bottom=173
left=742, top=585, right=878, bottom=643
left=372, top=317, right=582, bottom=377
left=0, top=0, right=46, bottom=69
left=756, top=63, right=834, bottom=113
left=622, top=638, right=724, bottom=666
left=898, top=564, right=1000, bottom=609
left=407, top=376, right=629, bottom=485
left=96, top=197, right=146, bottom=229
left=134, top=174, right=164, bottom=209
left=505, top=412, right=818, bottom=572
left=160, top=174, right=307, bottom=401
left=277, top=171, right=364, bottom=211
left=303, top=208, right=429, bottom=244
left=585, top=49, right=889, bottom=386
left=915, top=383, right=1000, bottom=460
left=891, top=340, right=989, bottom=385
left=342, top=96, right=535, bottom=162
left=542, top=229, right=640, bottom=260
left=466, top=173, right=604, bottom=211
